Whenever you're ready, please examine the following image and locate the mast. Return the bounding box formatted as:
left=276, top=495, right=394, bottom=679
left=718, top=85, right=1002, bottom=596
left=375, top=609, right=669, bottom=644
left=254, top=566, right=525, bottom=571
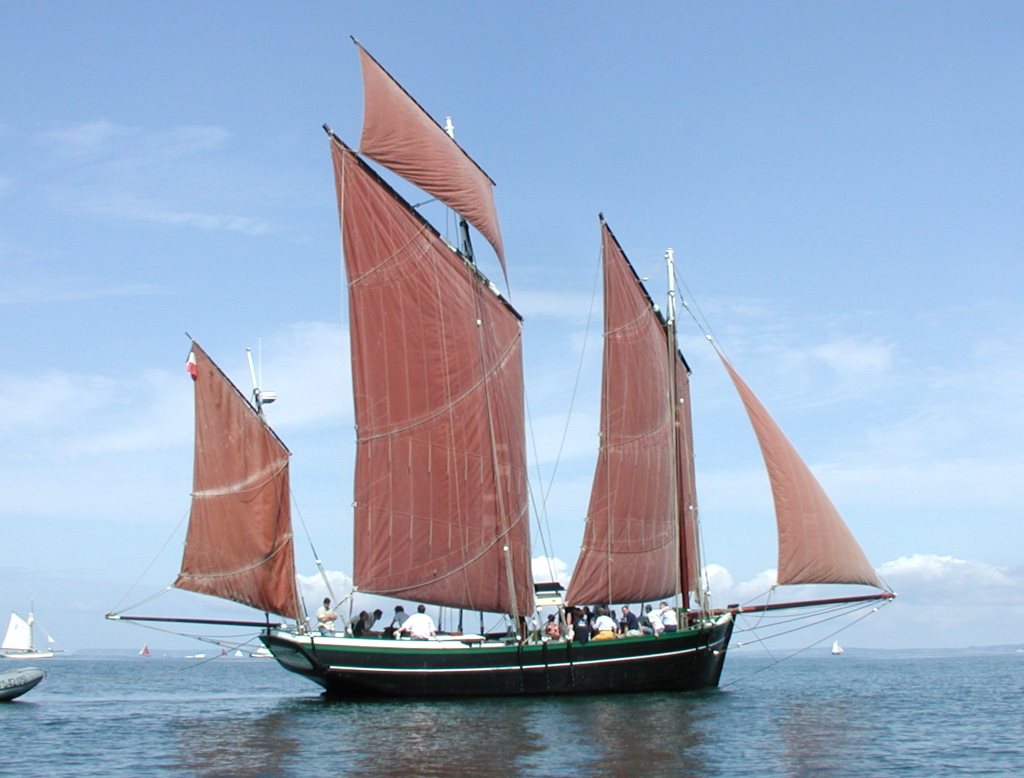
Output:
left=665, top=249, right=683, bottom=606
left=666, top=249, right=708, bottom=617
left=444, top=115, right=476, bottom=265
left=327, top=96, right=533, bottom=616
left=567, top=219, right=684, bottom=607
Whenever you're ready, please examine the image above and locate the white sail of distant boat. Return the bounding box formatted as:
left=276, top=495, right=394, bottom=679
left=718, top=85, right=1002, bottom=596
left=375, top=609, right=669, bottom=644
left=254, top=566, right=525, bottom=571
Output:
left=1, top=607, right=58, bottom=660
left=832, top=640, right=844, bottom=655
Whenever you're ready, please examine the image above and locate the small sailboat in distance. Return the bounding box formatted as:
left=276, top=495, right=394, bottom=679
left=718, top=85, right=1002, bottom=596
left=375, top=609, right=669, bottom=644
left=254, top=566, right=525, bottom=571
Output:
left=139, top=645, right=151, bottom=657
left=2, top=606, right=58, bottom=660
left=832, top=640, right=845, bottom=656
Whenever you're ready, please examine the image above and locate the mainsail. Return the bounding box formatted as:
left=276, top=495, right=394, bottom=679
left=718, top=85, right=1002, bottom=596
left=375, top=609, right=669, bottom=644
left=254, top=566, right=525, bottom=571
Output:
left=718, top=353, right=885, bottom=589
left=329, top=129, right=532, bottom=616
left=567, top=221, right=699, bottom=606
left=174, top=342, right=302, bottom=620
left=355, top=41, right=507, bottom=275
left=2, top=613, right=32, bottom=652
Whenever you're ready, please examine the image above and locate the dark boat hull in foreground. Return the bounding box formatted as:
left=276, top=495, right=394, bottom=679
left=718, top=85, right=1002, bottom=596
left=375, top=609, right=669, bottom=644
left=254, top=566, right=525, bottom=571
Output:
left=262, top=613, right=733, bottom=698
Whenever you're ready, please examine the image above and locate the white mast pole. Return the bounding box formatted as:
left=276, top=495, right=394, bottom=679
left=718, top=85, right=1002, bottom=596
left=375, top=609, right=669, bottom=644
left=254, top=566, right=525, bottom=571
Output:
left=246, top=348, right=263, bottom=415
left=665, top=250, right=684, bottom=615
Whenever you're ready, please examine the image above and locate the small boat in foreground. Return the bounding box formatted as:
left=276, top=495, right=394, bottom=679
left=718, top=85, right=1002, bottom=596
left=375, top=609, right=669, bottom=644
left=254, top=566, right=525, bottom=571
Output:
left=0, top=667, right=45, bottom=702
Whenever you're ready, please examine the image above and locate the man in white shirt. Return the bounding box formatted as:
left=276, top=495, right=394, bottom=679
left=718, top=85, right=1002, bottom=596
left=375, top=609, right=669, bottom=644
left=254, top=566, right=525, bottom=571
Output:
left=395, top=604, right=436, bottom=640
left=659, top=601, right=679, bottom=633
left=645, top=603, right=664, bottom=636
left=316, top=598, right=337, bottom=635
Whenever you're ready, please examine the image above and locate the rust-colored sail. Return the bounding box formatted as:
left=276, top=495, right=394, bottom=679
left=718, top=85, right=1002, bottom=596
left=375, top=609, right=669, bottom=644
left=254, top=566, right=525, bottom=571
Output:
left=718, top=354, right=885, bottom=589
left=174, top=342, right=302, bottom=619
left=567, top=221, right=695, bottom=606
left=356, top=42, right=507, bottom=276
left=330, top=135, right=533, bottom=616
left=674, top=358, right=701, bottom=599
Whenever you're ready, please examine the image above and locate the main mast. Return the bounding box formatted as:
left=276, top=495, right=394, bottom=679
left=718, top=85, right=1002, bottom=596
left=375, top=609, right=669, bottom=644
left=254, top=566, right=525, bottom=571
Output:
left=665, top=249, right=684, bottom=607
left=665, top=249, right=708, bottom=619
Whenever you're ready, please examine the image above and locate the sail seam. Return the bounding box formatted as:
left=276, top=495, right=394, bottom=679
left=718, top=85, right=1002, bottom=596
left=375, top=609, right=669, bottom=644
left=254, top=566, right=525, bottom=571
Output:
left=192, top=459, right=288, bottom=498
left=360, top=503, right=529, bottom=597
left=176, top=532, right=295, bottom=580
left=357, top=333, right=522, bottom=442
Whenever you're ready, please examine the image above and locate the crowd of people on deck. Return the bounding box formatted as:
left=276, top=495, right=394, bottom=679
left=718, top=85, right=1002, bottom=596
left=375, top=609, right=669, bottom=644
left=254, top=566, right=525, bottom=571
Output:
left=315, top=596, right=683, bottom=644
left=551, top=602, right=681, bottom=644
left=315, top=599, right=436, bottom=640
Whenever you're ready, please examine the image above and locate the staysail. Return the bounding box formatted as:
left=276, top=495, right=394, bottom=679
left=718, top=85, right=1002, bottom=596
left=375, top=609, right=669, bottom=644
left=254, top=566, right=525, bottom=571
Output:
left=567, top=221, right=698, bottom=606
left=355, top=41, right=507, bottom=276
left=174, top=342, right=302, bottom=620
left=718, top=353, right=885, bottom=589
left=330, top=131, right=533, bottom=616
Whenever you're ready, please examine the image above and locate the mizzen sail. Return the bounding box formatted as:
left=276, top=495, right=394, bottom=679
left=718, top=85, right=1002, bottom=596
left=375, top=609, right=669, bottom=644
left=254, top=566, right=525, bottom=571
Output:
left=718, top=354, right=885, bottom=589
left=330, top=135, right=533, bottom=616
left=567, top=221, right=697, bottom=606
left=174, top=342, right=302, bottom=620
left=355, top=42, right=507, bottom=276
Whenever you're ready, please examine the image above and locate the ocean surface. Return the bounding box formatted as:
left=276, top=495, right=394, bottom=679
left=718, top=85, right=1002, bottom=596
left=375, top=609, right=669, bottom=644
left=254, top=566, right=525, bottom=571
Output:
left=2, top=649, right=1022, bottom=776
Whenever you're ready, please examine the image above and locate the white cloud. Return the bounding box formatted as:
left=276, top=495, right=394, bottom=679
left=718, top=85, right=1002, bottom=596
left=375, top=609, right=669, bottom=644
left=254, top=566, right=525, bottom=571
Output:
left=878, top=553, right=1022, bottom=594
left=40, top=120, right=140, bottom=158
left=257, top=321, right=351, bottom=429
left=36, top=120, right=273, bottom=236
left=532, top=555, right=571, bottom=586
left=0, top=371, right=118, bottom=432
left=0, top=279, right=166, bottom=305
left=705, top=564, right=778, bottom=607
left=809, top=336, right=894, bottom=375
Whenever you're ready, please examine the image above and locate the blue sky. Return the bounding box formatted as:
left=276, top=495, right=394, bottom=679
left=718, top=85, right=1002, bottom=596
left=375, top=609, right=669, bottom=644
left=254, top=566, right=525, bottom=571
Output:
left=2, top=3, right=1022, bottom=651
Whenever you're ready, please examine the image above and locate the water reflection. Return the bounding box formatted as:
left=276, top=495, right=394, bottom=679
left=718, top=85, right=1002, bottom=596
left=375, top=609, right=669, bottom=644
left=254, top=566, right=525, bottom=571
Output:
left=170, top=703, right=305, bottom=776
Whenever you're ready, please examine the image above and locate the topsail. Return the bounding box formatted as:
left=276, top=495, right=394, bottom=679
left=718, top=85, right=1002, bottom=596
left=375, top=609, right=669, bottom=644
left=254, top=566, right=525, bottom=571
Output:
left=355, top=41, right=507, bottom=276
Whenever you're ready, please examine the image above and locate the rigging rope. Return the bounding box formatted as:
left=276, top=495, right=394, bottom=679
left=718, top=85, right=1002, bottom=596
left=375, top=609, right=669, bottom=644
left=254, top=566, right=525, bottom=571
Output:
left=107, top=506, right=190, bottom=615
left=522, top=238, right=603, bottom=587
left=720, top=596, right=894, bottom=688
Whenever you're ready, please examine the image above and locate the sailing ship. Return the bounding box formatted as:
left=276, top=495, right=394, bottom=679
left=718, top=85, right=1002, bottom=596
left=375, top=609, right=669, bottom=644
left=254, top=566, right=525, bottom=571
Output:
left=139, top=644, right=151, bottom=657
left=832, top=641, right=845, bottom=656
left=2, top=608, right=58, bottom=660
left=109, top=41, right=893, bottom=697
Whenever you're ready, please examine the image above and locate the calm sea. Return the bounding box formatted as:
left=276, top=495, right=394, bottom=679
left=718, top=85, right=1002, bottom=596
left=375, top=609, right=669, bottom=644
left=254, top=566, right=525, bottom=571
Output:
left=2, top=650, right=1022, bottom=776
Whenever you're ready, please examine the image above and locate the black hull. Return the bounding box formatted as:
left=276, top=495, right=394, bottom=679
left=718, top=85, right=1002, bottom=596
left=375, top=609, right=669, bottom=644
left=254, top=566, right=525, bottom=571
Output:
left=261, top=615, right=733, bottom=699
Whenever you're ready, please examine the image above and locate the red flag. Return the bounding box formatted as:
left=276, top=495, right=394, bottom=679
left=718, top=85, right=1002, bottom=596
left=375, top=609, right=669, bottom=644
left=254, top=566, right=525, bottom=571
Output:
left=185, top=350, right=198, bottom=381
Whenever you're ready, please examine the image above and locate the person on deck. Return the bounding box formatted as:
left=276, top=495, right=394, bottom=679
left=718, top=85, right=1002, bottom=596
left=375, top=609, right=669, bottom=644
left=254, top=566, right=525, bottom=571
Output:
left=592, top=607, right=618, bottom=640
left=645, top=603, right=664, bottom=637
left=573, top=607, right=591, bottom=644
left=660, top=602, right=679, bottom=634
left=619, top=605, right=641, bottom=636
left=364, top=609, right=384, bottom=636
left=543, top=613, right=561, bottom=641
left=385, top=605, right=408, bottom=638
left=395, top=604, right=436, bottom=640
left=316, top=598, right=338, bottom=635
left=351, top=610, right=370, bottom=637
